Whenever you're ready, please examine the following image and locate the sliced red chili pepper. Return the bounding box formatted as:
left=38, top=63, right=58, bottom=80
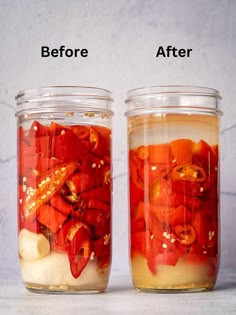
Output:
left=193, top=140, right=218, bottom=171
left=28, top=120, right=51, bottom=138
left=170, top=139, right=193, bottom=165
left=84, top=209, right=108, bottom=228
left=87, top=199, right=110, bottom=213
left=150, top=203, right=192, bottom=226
left=131, top=231, right=153, bottom=257
left=148, top=251, right=179, bottom=274
left=192, top=209, right=218, bottom=247
left=171, top=180, right=204, bottom=197
left=67, top=223, right=91, bottom=278
left=139, top=161, right=175, bottom=184
left=66, top=172, right=96, bottom=194
left=171, top=192, right=202, bottom=210
left=92, top=220, right=111, bottom=238
left=37, top=204, right=67, bottom=233
left=148, top=143, right=174, bottom=164
left=69, top=125, right=90, bottom=140
left=81, top=185, right=111, bottom=204
left=173, top=224, right=196, bottom=245
left=29, top=135, right=51, bottom=158
left=50, top=194, right=73, bottom=216
left=150, top=178, right=172, bottom=206
left=172, top=164, right=207, bottom=182
left=51, top=129, right=89, bottom=163
left=137, top=145, right=149, bottom=160
left=90, top=126, right=111, bottom=157
left=130, top=179, right=144, bottom=208
left=24, top=162, right=77, bottom=218
left=91, top=235, right=111, bottom=257
left=130, top=218, right=146, bottom=233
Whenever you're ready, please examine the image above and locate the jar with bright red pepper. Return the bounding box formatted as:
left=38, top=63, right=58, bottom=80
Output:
left=15, top=86, right=113, bottom=293
left=125, top=86, right=222, bottom=292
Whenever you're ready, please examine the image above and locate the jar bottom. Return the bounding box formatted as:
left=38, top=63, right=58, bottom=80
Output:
left=135, top=285, right=214, bottom=294
left=24, top=282, right=107, bottom=294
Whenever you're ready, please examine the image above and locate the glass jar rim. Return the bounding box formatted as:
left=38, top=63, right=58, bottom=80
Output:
left=126, top=85, right=221, bottom=102
left=125, top=85, right=222, bottom=116
left=15, top=85, right=113, bottom=116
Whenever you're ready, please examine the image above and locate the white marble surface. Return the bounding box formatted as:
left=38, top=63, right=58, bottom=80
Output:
left=0, top=0, right=236, bottom=298
left=1, top=269, right=236, bottom=315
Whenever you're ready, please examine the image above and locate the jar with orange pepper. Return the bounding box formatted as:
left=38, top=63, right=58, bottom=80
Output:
left=125, top=86, right=222, bottom=292
left=15, top=86, right=113, bottom=293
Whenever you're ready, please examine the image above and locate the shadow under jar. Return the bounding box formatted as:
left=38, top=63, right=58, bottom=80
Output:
left=15, top=86, right=113, bottom=294
left=125, top=86, right=223, bottom=293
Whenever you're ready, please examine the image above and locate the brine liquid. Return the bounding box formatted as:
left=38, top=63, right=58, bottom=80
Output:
left=128, top=114, right=220, bottom=292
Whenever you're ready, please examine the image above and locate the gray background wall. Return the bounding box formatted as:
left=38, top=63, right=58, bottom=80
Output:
left=0, top=0, right=236, bottom=280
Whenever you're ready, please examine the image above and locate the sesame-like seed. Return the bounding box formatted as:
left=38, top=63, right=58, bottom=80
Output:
left=47, top=191, right=51, bottom=195
left=38, top=183, right=42, bottom=188
left=92, top=163, right=96, bottom=168
left=61, top=167, right=66, bottom=172
left=32, top=202, right=36, bottom=207
left=46, top=177, right=50, bottom=182
left=203, top=251, right=207, bottom=254
left=150, top=234, right=154, bottom=240
left=163, top=231, right=167, bottom=237
left=98, top=164, right=101, bottom=168
left=151, top=166, right=157, bottom=171
left=90, top=251, right=95, bottom=260
left=55, top=170, right=59, bottom=174
left=180, top=173, right=185, bottom=177
left=100, top=160, right=104, bottom=165
left=23, top=177, right=27, bottom=182
left=61, top=130, right=66, bottom=135
left=172, top=159, right=176, bottom=163
left=19, top=199, right=22, bottom=204
left=33, top=126, right=38, bottom=131
left=162, top=243, right=168, bottom=249
left=41, top=180, right=46, bottom=185
left=41, top=194, right=46, bottom=199
left=193, top=172, right=198, bottom=178
left=22, top=185, right=27, bottom=192
left=166, top=234, right=171, bottom=239
left=200, top=187, right=204, bottom=192
left=170, top=238, right=176, bottom=243
left=215, top=167, right=218, bottom=171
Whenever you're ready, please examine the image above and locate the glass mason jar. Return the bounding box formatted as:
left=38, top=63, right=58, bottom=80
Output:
left=125, top=86, right=222, bottom=292
left=15, top=86, right=113, bottom=293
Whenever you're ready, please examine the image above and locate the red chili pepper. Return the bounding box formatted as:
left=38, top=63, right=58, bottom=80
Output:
left=69, top=125, right=90, bottom=141
left=90, top=126, right=110, bottom=157
left=150, top=203, right=192, bottom=226
left=51, top=129, right=89, bottom=163
left=81, top=185, right=111, bottom=204
left=171, top=180, right=204, bottom=197
left=172, top=164, right=207, bottom=182
left=91, top=236, right=111, bottom=257
left=137, top=145, right=149, bottom=160
left=50, top=194, right=73, bottom=216
left=173, top=224, right=196, bottom=246
left=170, top=139, right=193, bottom=165
left=37, top=204, right=67, bottom=233
left=87, top=199, right=110, bottom=213
left=148, top=143, right=174, bottom=164
left=171, top=192, right=202, bottom=210
left=66, top=172, right=96, bottom=194
left=23, top=162, right=77, bottom=218
left=67, top=222, right=91, bottom=278
left=84, top=209, right=108, bottom=228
